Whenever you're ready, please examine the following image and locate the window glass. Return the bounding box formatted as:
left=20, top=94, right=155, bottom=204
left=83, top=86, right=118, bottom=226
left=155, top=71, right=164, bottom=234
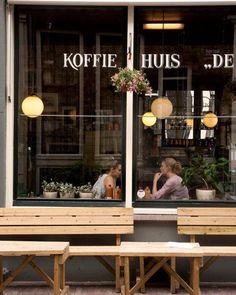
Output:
left=16, top=7, right=126, bottom=201
left=134, top=6, right=236, bottom=203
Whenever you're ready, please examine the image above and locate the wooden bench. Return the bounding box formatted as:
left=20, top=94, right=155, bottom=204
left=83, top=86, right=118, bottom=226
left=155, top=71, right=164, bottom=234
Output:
left=0, top=207, right=134, bottom=291
left=177, top=207, right=236, bottom=276
left=0, top=240, right=69, bottom=295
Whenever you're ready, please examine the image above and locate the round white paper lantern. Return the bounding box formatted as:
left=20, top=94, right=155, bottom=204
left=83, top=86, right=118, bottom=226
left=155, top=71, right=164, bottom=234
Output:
left=142, top=112, right=157, bottom=127
left=203, top=112, right=218, bottom=128
left=22, top=95, right=44, bottom=118
left=151, top=97, right=173, bottom=119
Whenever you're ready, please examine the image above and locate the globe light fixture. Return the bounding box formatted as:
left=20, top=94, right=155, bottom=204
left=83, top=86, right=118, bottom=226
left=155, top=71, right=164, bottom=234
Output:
left=203, top=112, right=218, bottom=128
left=185, top=118, right=194, bottom=128
left=151, top=96, right=173, bottom=119
left=21, top=95, right=44, bottom=118
left=142, top=112, right=157, bottom=127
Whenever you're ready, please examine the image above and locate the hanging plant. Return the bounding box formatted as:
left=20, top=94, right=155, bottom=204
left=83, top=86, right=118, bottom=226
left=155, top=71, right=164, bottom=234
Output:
left=111, top=67, right=152, bottom=95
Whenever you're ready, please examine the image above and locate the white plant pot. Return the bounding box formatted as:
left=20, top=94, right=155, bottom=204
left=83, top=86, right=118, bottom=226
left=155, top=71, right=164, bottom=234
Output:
left=43, top=191, right=58, bottom=199
left=60, top=192, right=75, bottom=199
left=196, top=189, right=216, bottom=201
left=79, top=192, right=93, bottom=199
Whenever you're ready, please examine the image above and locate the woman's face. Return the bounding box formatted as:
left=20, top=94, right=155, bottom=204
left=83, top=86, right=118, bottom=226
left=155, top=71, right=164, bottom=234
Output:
left=160, top=161, right=170, bottom=175
left=112, top=164, right=122, bottom=178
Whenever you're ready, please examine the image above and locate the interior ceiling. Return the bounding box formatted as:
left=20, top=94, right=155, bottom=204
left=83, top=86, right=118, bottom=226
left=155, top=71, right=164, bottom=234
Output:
left=141, top=11, right=184, bottom=22
left=140, top=7, right=236, bottom=23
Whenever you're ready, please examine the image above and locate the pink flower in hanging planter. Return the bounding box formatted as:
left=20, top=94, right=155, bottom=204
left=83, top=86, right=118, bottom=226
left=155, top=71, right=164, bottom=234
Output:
left=111, top=67, right=152, bottom=95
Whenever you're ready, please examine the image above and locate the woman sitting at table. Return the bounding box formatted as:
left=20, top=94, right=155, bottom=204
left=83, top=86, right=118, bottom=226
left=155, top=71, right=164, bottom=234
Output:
left=93, top=161, right=121, bottom=198
left=151, top=158, right=189, bottom=200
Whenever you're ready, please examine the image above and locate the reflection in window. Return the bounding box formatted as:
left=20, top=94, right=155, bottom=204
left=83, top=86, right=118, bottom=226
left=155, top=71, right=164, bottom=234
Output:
left=16, top=7, right=126, bottom=200
left=134, top=6, right=236, bottom=202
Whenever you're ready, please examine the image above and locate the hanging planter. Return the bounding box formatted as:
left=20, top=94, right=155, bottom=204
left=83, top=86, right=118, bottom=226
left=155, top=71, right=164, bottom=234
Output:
left=111, top=67, right=152, bottom=95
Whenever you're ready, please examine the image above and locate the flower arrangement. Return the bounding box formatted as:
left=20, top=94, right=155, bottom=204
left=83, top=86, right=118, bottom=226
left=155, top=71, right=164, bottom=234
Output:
left=111, top=67, right=152, bottom=95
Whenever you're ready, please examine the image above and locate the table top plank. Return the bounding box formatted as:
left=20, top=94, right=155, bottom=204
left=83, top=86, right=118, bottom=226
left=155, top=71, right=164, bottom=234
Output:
left=0, top=241, right=69, bottom=256
left=120, top=242, right=203, bottom=257
left=69, top=246, right=120, bottom=256
left=201, top=246, right=236, bottom=256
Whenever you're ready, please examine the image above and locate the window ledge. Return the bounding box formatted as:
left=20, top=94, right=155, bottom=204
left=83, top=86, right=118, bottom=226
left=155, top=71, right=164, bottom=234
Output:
left=134, top=208, right=177, bottom=221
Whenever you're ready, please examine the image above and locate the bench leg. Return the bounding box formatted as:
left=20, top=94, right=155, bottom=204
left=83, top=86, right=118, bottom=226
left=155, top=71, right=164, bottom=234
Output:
left=191, top=257, right=201, bottom=295
left=124, top=257, right=130, bottom=295
left=60, top=263, right=65, bottom=290
left=54, top=255, right=60, bottom=295
left=0, top=256, right=2, bottom=295
left=115, top=256, right=121, bottom=292
left=170, top=257, right=179, bottom=293
left=139, top=257, right=145, bottom=293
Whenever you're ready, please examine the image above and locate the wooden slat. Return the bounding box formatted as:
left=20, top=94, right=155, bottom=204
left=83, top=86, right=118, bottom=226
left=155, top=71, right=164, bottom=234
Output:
left=201, top=246, right=236, bottom=256
left=0, top=225, right=134, bottom=235
left=120, top=242, right=202, bottom=257
left=177, top=207, right=236, bottom=216
left=0, top=216, right=133, bottom=226
left=0, top=207, right=133, bottom=216
left=69, top=246, right=120, bottom=256
left=0, top=241, right=69, bottom=255
left=178, top=226, right=236, bottom=235
left=178, top=216, right=236, bottom=226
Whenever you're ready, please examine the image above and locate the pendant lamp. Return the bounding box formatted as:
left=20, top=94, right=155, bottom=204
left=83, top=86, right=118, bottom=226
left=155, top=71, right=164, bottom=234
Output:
left=22, top=95, right=44, bottom=118
left=151, top=96, right=173, bottom=119
left=142, top=112, right=156, bottom=127
left=185, top=118, right=194, bottom=128
left=203, top=112, right=218, bottom=128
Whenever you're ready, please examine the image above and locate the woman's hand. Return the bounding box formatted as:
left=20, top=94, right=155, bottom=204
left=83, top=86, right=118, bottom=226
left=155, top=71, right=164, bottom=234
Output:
left=152, top=172, right=162, bottom=195
left=153, top=172, right=162, bottom=183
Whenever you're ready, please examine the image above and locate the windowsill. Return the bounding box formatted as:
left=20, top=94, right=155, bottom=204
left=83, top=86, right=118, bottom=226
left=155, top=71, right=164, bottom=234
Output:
left=134, top=208, right=177, bottom=221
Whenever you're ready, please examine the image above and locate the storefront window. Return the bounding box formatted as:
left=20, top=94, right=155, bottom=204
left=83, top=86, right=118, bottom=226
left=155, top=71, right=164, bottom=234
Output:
left=134, top=6, right=236, bottom=204
left=16, top=7, right=126, bottom=202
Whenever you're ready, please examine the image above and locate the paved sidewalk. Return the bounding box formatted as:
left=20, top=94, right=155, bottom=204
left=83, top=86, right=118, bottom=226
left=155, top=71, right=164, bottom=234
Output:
left=3, top=285, right=236, bottom=294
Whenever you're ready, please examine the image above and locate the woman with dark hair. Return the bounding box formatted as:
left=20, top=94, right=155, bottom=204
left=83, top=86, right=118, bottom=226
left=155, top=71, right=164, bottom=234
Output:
left=93, top=161, right=121, bottom=198
left=152, top=158, right=189, bottom=200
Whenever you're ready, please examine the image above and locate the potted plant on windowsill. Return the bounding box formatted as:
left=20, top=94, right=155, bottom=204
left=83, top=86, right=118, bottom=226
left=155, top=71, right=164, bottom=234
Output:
left=58, top=182, right=75, bottom=199
left=182, top=154, right=230, bottom=200
left=41, top=180, right=59, bottom=199
left=78, top=182, right=96, bottom=199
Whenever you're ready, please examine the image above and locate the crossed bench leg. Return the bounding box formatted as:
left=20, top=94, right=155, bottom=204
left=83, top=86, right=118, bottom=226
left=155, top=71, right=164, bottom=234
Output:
left=0, top=254, right=69, bottom=295
left=0, top=241, right=69, bottom=295
left=121, top=256, right=201, bottom=295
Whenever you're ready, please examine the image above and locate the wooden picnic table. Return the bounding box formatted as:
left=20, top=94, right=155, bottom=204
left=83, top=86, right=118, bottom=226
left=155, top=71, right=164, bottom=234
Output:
left=120, top=241, right=203, bottom=295
left=0, top=240, right=69, bottom=295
